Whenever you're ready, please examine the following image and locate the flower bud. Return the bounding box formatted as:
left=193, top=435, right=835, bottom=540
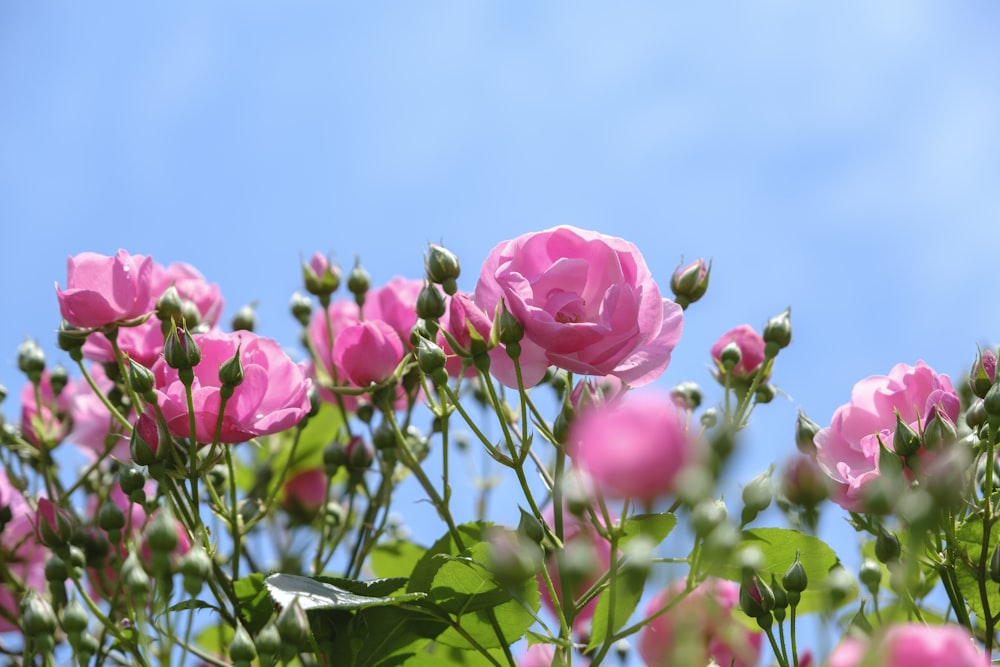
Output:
left=218, top=344, right=246, bottom=388
left=921, top=409, right=957, bottom=451
left=739, top=576, right=766, bottom=618
left=289, top=292, right=313, bottom=327
left=782, top=551, right=808, bottom=595
left=347, top=259, right=371, bottom=307
left=255, top=620, right=282, bottom=659
left=302, top=252, right=341, bottom=297
left=487, top=528, right=542, bottom=585
left=968, top=399, right=988, bottom=429
left=35, top=497, right=73, bottom=548
left=823, top=565, right=854, bottom=610
left=425, top=244, right=461, bottom=291
left=754, top=384, right=775, bottom=404
left=875, top=530, right=901, bottom=563
left=57, top=322, right=88, bottom=358
left=156, top=285, right=183, bottom=323
left=691, top=498, right=728, bottom=538
left=517, top=508, right=545, bottom=545
left=670, top=381, right=702, bottom=410
left=859, top=558, right=882, bottom=594
left=230, top=623, right=258, bottom=663
left=795, top=410, right=820, bottom=456
left=345, top=436, right=373, bottom=473
left=762, top=307, right=792, bottom=353
left=181, top=546, right=213, bottom=596
left=780, top=455, right=829, bottom=508
left=21, top=590, right=57, bottom=637
left=892, top=412, right=920, bottom=457
left=145, top=508, right=179, bottom=554
left=97, top=500, right=125, bottom=533
left=231, top=303, right=257, bottom=332
left=130, top=411, right=162, bottom=465
left=276, top=596, right=310, bottom=646
left=17, top=337, right=46, bottom=383
left=719, top=340, right=742, bottom=372
left=122, top=552, right=151, bottom=598
left=971, top=348, right=997, bottom=399
left=45, top=555, right=69, bottom=583
left=497, top=303, right=524, bottom=346
left=128, top=359, right=155, bottom=397
left=670, top=258, right=711, bottom=308
left=416, top=282, right=447, bottom=320
left=741, top=468, right=773, bottom=526
left=61, top=597, right=89, bottom=635
left=119, top=466, right=146, bottom=496
left=163, top=326, right=201, bottom=371
left=700, top=407, right=719, bottom=429
left=416, top=338, right=447, bottom=376
left=48, top=366, right=69, bottom=397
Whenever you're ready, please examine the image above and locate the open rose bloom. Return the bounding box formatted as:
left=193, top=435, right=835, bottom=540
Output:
left=828, top=623, right=988, bottom=667
left=474, top=225, right=683, bottom=388
left=813, top=361, right=959, bottom=511
left=56, top=250, right=154, bottom=329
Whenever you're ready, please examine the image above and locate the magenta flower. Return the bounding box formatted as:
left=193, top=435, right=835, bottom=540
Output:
left=813, top=361, right=960, bottom=512
left=828, top=623, right=987, bottom=667
left=474, top=226, right=683, bottom=388
left=639, top=578, right=763, bottom=667
left=153, top=330, right=311, bottom=444
left=517, top=644, right=557, bottom=667
left=333, top=320, right=405, bottom=387
left=711, top=324, right=767, bottom=380
left=438, top=292, right=493, bottom=377
left=363, top=276, right=423, bottom=343
left=282, top=468, right=329, bottom=517
left=56, top=250, right=154, bottom=329
left=567, top=391, right=694, bottom=501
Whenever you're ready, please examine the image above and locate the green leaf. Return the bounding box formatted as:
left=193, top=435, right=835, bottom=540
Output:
left=165, top=599, right=220, bottom=614
left=585, top=555, right=648, bottom=652
left=234, top=573, right=273, bottom=634
left=404, top=644, right=509, bottom=667
left=351, top=606, right=444, bottom=667
left=954, top=516, right=1000, bottom=630
left=373, top=541, right=427, bottom=579
left=706, top=527, right=853, bottom=614
left=619, top=512, right=676, bottom=549
left=264, top=573, right=425, bottom=611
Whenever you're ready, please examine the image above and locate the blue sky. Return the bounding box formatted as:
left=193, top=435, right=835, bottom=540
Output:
left=2, top=2, right=1000, bottom=662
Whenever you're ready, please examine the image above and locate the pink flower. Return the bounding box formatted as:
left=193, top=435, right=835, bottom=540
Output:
left=20, top=371, right=73, bottom=447
left=828, top=623, right=987, bottom=667
left=639, top=578, right=763, bottom=667
left=474, top=226, right=683, bottom=388
left=153, top=330, right=311, bottom=444
left=282, top=468, right=329, bottom=517
left=517, top=644, right=556, bottom=667
left=538, top=504, right=612, bottom=638
left=82, top=260, right=223, bottom=367
left=569, top=376, right=625, bottom=412
left=813, top=361, right=960, bottom=512
left=438, top=292, right=493, bottom=377
left=0, top=471, right=48, bottom=633
left=711, top=324, right=767, bottom=380
left=333, top=320, right=404, bottom=387
left=364, top=277, right=423, bottom=343
left=567, top=391, right=694, bottom=501
left=56, top=250, right=154, bottom=329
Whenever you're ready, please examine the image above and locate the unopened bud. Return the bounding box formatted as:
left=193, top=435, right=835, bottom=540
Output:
left=230, top=623, right=258, bottom=663
left=61, top=597, right=89, bottom=635
left=671, top=381, right=702, bottom=410
left=156, top=285, right=183, bottom=323
left=762, top=307, right=792, bottom=353
left=302, top=253, right=341, bottom=297
left=347, top=259, right=371, bottom=307
left=255, top=620, right=282, bottom=659
left=860, top=558, right=882, bottom=594
left=719, top=340, right=742, bottom=371
left=498, top=303, right=524, bottom=346
left=218, top=344, right=245, bottom=389
left=691, top=498, right=728, bottom=538
left=163, top=327, right=201, bottom=371
left=670, top=258, right=711, bottom=308
left=48, top=366, right=69, bottom=397
left=57, top=322, right=88, bottom=358
left=782, top=551, right=808, bottom=595
left=17, top=338, right=46, bottom=383
left=795, top=410, right=820, bottom=456
left=416, top=282, right=447, bottom=320
left=425, top=244, right=461, bottom=288
left=231, top=304, right=257, bottom=332
left=276, top=597, right=310, bottom=646
left=181, top=546, right=213, bottom=596
left=290, top=292, right=313, bottom=327
left=971, top=349, right=997, bottom=399
left=517, top=508, right=545, bottom=545
left=21, top=590, right=57, bottom=637
left=97, top=500, right=125, bottom=534
left=145, top=509, right=179, bottom=554
left=875, top=531, right=900, bottom=563
left=128, top=359, right=155, bottom=397
left=892, top=412, right=920, bottom=457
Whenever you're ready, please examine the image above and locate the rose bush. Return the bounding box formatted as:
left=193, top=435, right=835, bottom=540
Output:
left=474, top=225, right=683, bottom=388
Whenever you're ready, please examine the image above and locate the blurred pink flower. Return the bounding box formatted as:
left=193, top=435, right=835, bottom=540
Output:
left=474, top=225, right=683, bottom=388
left=282, top=468, right=329, bottom=517
left=711, top=324, right=767, bottom=380
left=813, top=361, right=959, bottom=512
left=153, top=330, right=311, bottom=444
left=828, top=623, right=987, bottom=667
left=517, top=644, right=555, bottom=667
left=364, top=276, right=423, bottom=343
left=68, top=363, right=131, bottom=461
left=567, top=391, right=694, bottom=501
left=56, top=250, right=154, bottom=329
left=20, top=371, right=72, bottom=447
left=639, top=578, right=763, bottom=667
left=0, top=471, right=48, bottom=633
left=333, top=320, right=404, bottom=387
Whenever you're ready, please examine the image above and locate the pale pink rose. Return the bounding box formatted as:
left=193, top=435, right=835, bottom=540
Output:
left=538, top=504, right=612, bottom=638
left=364, top=277, right=423, bottom=344
left=813, top=361, right=959, bottom=512
left=20, top=371, right=73, bottom=447
left=0, top=471, right=48, bottom=633
left=474, top=226, right=683, bottom=388
left=711, top=324, right=767, bottom=380
left=567, top=391, right=694, bottom=501
left=333, top=320, right=404, bottom=387
left=153, top=330, right=311, bottom=444
left=517, top=644, right=556, bottom=667
left=438, top=292, right=493, bottom=378
left=83, top=260, right=223, bottom=366
left=828, top=624, right=987, bottom=667
left=68, top=364, right=131, bottom=461
left=308, top=299, right=362, bottom=402
left=639, top=578, right=763, bottom=667
left=282, top=468, right=329, bottom=516
left=56, top=250, right=154, bottom=329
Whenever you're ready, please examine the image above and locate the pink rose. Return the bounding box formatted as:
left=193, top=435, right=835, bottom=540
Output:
left=538, top=504, right=612, bottom=638
left=438, top=292, right=493, bottom=377
left=282, top=468, right=329, bottom=517
left=567, top=391, right=694, bottom=501
left=711, top=324, right=767, bottom=380
left=639, top=578, right=763, bottom=667
left=813, top=361, right=960, bottom=512
left=153, top=330, right=311, bottom=444
left=0, top=471, right=48, bottom=633
left=56, top=250, right=154, bottom=329
left=828, top=623, right=987, bottom=667
left=308, top=299, right=362, bottom=402
left=517, top=644, right=556, bottom=667
left=20, top=371, right=73, bottom=448
left=363, top=277, right=423, bottom=344
left=68, top=363, right=131, bottom=461
left=474, top=226, right=683, bottom=388
left=333, top=320, right=404, bottom=387
left=82, top=259, right=223, bottom=367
